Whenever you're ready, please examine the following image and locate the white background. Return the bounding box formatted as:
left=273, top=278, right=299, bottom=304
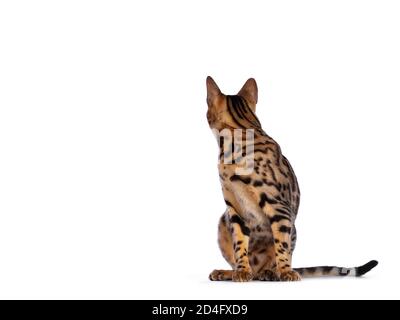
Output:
left=0, top=0, right=399, bottom=300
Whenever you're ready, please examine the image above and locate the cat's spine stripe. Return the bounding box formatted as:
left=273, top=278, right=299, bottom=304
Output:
left=231, top=96, right=246, bottom=120
left=226, top=95, right=262, bottom=129
left=237, top=97, right=261, bottom=127
left=226, top=96, right=246, bottom=128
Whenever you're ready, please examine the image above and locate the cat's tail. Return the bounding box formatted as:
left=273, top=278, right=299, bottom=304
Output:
left=293, top=260, right=378, bottom=278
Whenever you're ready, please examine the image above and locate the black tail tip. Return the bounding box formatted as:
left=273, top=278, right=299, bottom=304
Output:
left=356, top=260, right=378, bottom=277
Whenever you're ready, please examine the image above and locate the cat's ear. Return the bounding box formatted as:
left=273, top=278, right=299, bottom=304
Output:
left=238, top=78, right=258, bottom=110
left=206, top=76, right=222, bottom=104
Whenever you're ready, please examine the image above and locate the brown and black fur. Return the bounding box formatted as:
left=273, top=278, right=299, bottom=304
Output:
left=206, top=76, right=378, bottom=281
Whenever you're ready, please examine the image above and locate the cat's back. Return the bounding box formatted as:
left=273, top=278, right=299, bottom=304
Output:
left=219, top=131, right=300, bottom=216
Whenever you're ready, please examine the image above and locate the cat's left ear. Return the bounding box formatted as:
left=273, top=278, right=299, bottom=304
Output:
left=206, top=76, right=222, bottom=105
left=238, top=78, right=258, bottom=111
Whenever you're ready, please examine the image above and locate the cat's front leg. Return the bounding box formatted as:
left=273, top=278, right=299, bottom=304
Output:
left=226, top=207, right=253, bottom=282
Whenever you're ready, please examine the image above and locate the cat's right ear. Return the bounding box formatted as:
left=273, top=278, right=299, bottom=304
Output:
left=206, top=76, right=222, bottom=104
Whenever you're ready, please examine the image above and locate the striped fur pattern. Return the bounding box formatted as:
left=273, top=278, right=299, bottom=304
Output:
left=206, top=76, right=378, bottom=281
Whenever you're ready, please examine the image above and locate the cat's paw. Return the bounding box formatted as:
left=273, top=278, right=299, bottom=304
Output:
left=257, top=269, right=280, bottom=281
left=232, top=270, right=253, bottom=282
left=280, top=270, right=301, bottom=281
left=209, top=269, right=232, bottom=281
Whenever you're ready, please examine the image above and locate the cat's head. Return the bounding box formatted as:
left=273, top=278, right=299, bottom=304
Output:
left=206, top=76, right=260, bottom=131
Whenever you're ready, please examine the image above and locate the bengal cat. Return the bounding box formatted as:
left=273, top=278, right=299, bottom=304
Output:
left=206, top=76, right=378, bottom=281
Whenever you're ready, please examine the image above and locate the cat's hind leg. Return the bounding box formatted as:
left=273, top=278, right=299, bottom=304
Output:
left=209, top=212, right=235, bottom=281
left=217, top=212, right=235, bottom=268
left=209, top=209, right=253, bottom=282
